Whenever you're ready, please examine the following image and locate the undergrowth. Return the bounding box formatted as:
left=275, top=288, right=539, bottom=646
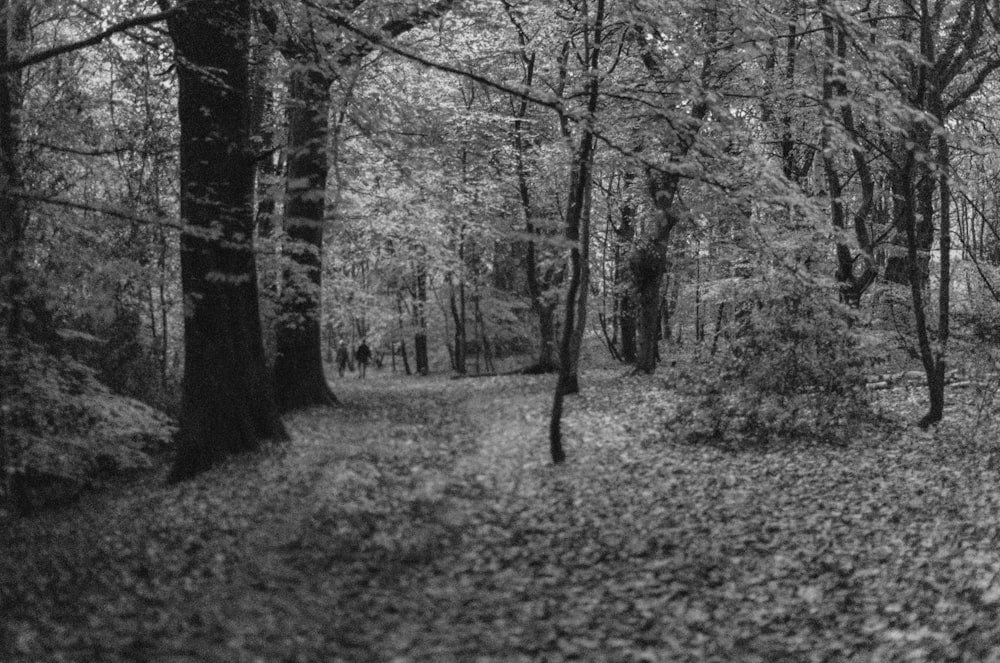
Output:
left=0, top=341, right=175, bottom=514
left=675, top=274, right=876, bottom=448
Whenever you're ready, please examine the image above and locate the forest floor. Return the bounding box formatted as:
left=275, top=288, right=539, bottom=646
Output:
left=5, top=361, right=1000, bottom=662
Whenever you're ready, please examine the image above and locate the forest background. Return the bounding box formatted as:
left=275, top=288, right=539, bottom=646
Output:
left=11, top=0, right=1000, bottom=660
left=4, top=0, right=1000, bottom=500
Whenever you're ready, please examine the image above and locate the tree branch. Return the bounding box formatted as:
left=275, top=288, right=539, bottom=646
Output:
left=9, top=189, right=183, bottom=231
left=0, top=6, right=182, bottom=72
left=298, top=0, right=568, bottom=116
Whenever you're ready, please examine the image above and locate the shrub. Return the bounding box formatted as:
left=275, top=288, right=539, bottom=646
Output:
left=0, top=340, right=175, bottom=514
left=682, top=272, right=873, bottom=447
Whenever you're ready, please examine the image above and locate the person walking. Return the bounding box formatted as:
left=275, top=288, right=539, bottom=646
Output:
left=355, top=339, right=372, bottom=379
left=335, top=340, right=349, bottom=377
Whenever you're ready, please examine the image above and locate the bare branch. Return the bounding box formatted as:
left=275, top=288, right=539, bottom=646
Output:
left=9, top=189, right=182, bottom=231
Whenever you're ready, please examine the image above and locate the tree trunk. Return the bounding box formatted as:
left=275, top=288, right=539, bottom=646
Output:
left=449, top=276, right=466, bottom=374
left=414, top=263, right=429, bottom=374
left=0, top=0, right=28, bottom=509
left=569, top=184, right=592, bottom=383
left=922, top=130, right=950, bottom=427
left=396, top=294, right=412, bottom=375
left=630, top=5, right=714, bottom=373
left=632, top=241, right=665, bottom=372
left=0, top=0, right=29, bottom=341
left=820, top=7, right=877, bottom=307
left=615, top=176, right=637, bottom=362
left=272, top=62, right=337, bottom=411
left=549, top=0, right=605, bottom=463
left=168, top=0, right=287, bottom=481
left=536, top=301, right=557, bottom=370
left=250, top=33, right=281, bottom=365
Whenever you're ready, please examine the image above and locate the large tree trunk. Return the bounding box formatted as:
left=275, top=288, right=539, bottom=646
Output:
left=0, top=0, right=29, bottom=341
left=0, top=0, right=29, bottom=509
left=169, top=0, right=287, bottom=481
left=272, top=62, right=337, bottom=411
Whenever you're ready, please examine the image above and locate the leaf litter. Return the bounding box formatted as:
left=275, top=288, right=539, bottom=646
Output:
left=4, top=370, right=1000, bottom=661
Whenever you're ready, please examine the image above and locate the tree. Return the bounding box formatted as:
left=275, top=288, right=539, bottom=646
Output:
left=549, top=0, right=605, bottom=463
left=164, top=0, right=287, bottom=481
left=267, top=5, right=341, bottom=411
left=824, top=0, right=1000, bottom=427
left=505, top=1, right=559, bottom=373
left=0, top=0, right=30, bottom=341
left=818, top=3, right=876, bottom=307
left=628, top=2, right=721, bottom=374
left=265, top=0, right=456, bottom=405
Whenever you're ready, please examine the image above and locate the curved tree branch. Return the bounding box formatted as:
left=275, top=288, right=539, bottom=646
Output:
left=0, top=5, right=183, bottom=72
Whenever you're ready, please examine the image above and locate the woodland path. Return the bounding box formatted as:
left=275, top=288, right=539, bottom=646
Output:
left=5, top=369, right=1000, bottom=661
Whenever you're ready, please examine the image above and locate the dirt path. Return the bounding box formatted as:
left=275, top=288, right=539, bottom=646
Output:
left=1, top=373, right=558, bottom=662
left=6, top=370, right=1000, bottom=662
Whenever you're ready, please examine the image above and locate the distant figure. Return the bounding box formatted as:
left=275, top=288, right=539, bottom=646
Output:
left=355, top=339, right=372, bottom=379
left=335, top=340, right=349, bottom=377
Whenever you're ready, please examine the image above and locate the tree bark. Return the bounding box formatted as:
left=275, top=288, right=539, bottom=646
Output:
left=396, top=293, right=412, bottom=375
left=569, top=183, right=592, bottom=382
left=168, top=0, right=287, bottom=481
left=264, top=2, right=456, bottom=392
left=0, top=0, right=29, bottom=341
left=630, top=5, right=712, bottom=372
left=820, top=6, right=877, bottom=307
left=449, top=275, right=466, bottom=374
left=272, top=62, right=337, bottom=411
left=615, top=175, right=637, bottom=362
left=414, top=262, right=429, bottom=374
left=510, top=47, right=557, bottom=373
left=922, top=130, right=951, bottom=427
left=549, top=0, right=605, bottom=463
left=632, top=239, right=666, bottom=372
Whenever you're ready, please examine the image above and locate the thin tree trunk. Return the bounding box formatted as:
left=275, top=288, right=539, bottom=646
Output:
left=414, top=263, right=429, bottom=375
left=549, top=0, right=605, bottom=463
left=569, top=183, right=592, bottom=383
left=449, top=276, right=466, bottom=374
left=396, top=293, right=412, bottom=375
left=616, top=174, right=637, bottom=362
left=820, top=6, right=877, bottom=306
left=923, top=131, right=950, bottom=427
left=511, top=50, right=557, bottom=373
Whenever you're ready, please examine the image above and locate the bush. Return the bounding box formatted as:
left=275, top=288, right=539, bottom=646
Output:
left=0, top=340, right=175, bottom=514
left=951, top=261, right=1000, bottom=344
left=682, top=273, right=873, bottom=447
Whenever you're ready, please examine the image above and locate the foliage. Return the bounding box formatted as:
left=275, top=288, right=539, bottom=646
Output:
left=0, top=340, right=175, bottom=513
left=951, top=261, right=1000, bottom=344
left=684, top=271, right=874, bottom=447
